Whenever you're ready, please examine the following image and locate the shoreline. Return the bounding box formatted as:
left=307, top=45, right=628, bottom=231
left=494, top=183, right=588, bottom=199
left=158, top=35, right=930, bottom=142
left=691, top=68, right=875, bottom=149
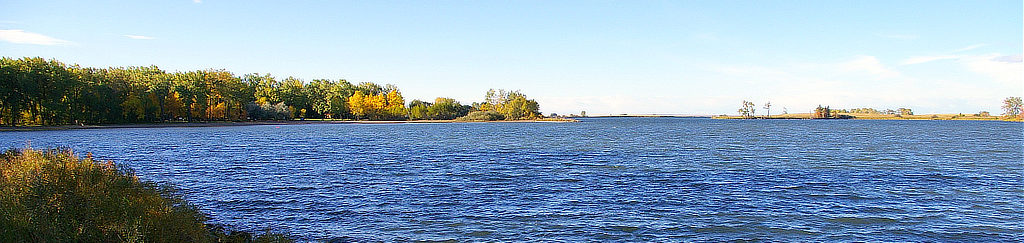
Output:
left=6, top=114, right=1019, bottom=131
left=712, top=113, right=1020, bottom=122
left=0, top=118, right=580, bottom=132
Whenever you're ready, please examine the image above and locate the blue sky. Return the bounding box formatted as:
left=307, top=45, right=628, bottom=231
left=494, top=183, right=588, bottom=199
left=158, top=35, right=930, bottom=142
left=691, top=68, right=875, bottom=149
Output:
left=2, top=0, right=1021, bottom=115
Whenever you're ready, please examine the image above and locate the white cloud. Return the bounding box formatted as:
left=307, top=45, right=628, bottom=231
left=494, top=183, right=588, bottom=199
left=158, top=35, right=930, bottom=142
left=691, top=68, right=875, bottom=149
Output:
left=193, top=0, right=202, bottom=3
left=0, top=29, right=72, bottom=45
left=124, top=35, right=155, bottom=40
left=901, top=55, right=959, bottom=65
left=838, top=55, right=900, bottom=78
left=961, top=53, right=1024, bottom=87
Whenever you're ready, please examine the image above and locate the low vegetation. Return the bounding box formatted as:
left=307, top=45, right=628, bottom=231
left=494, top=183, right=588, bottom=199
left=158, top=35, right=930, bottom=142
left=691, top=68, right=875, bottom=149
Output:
left=455, top=110, right=506, bottom=121
left=0, top=148, right=292, bottom=242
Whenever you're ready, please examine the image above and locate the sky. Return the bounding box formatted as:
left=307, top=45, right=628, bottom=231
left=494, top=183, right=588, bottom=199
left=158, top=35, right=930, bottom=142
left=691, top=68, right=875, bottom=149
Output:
left=1, top=0, right=1021, bottom=116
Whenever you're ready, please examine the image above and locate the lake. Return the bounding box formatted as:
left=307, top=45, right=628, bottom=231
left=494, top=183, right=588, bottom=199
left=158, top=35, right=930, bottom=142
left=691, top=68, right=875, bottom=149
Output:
left=2, top=118, right=1022, bottom=241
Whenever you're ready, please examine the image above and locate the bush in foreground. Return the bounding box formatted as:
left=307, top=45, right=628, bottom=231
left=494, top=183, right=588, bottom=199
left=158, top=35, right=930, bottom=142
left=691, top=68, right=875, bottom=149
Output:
left=0, top=148, right=291, bottom=242
left=455, top=111, right=506, bottom=121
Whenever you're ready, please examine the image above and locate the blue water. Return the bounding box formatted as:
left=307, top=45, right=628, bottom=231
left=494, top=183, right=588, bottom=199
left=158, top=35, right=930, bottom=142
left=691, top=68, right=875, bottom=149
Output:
left=2, top=118, right=1022, bottom=241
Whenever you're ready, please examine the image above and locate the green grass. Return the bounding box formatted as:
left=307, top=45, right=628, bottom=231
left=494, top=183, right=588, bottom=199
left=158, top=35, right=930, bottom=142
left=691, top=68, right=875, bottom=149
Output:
left=0, top=148, right=293, bottom=242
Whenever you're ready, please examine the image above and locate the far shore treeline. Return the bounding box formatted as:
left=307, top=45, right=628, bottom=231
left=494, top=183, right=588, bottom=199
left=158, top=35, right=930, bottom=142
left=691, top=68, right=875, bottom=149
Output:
left=0, top=57, right=542, bottom=126
left=723, top=98, right=1024, bottom=121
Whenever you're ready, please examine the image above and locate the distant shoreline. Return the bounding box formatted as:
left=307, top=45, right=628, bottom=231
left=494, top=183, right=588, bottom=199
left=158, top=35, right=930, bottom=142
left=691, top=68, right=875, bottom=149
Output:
left=0, top=118, right=579, bottom=132
left=6, top=114, right=1020, bottom=132
left=712, top=113, right=1021, bottom=122
left=589, top=115, right=712, bottom=118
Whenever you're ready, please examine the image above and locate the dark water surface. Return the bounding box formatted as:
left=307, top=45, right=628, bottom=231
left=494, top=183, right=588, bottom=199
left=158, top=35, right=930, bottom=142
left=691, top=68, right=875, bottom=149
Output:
left=3, top=118, right=1022, bottom=241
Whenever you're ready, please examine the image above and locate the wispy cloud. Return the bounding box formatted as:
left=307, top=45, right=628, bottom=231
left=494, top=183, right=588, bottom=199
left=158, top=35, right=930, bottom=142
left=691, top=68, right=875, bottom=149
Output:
left=0, top=29, right=72, bottom=45
left=953, top=44, right=986, bottom=52
left=905, top=43, right=991, bottom=64
left=124, top=35, right=155, bottom=40
left=901, top=55, right=959, bottom=65
left=991, top=54, right=1022, bottom=63
left=193, top=0, right=202, bottom=3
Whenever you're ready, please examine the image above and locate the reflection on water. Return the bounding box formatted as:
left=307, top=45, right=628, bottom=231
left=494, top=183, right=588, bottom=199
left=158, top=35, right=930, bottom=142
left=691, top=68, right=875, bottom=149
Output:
left=2, top=118, right=1022, bottom=241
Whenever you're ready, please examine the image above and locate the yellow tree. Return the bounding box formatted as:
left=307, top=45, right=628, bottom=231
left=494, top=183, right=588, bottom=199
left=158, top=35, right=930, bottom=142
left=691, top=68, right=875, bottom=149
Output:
left=164, top=91, right=184, bottom=119
left=385, top=89, right=406, bottom=120
left=348, top=91, right=365, bottom=119
left=362, top=93, right=386, bottom=120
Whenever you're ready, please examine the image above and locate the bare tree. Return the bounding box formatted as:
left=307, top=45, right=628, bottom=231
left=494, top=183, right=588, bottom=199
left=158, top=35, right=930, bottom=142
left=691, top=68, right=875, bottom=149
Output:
left=738, top=100, right=756, bottom=118
left=763, top=101, right=772, bottom=118
left=1003, top=97, right=1022, bottom=118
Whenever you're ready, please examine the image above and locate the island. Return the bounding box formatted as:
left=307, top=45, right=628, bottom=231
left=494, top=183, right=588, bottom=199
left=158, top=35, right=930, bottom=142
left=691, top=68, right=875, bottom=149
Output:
left=714, top=100, right=1023, bottom=122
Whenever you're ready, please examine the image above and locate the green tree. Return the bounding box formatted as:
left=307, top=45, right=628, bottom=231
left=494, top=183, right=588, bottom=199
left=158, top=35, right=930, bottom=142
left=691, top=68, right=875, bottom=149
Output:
left=408, top=99, right=431, bottom=120
left=279, top=77, right=308, bottom=119
left=472, top=89, right=539, bottom=120
left=428, top=97, right=469, bottom=120
left=0, top=57, right=549, bottom=124
left=245, top=73, right=280, bottom=105
left=306, top=79, right=335, bottom=118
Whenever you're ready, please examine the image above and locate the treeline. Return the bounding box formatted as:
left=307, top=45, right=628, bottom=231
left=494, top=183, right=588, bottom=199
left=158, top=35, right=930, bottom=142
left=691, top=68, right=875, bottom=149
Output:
left=812, top=105, right=851, bottom=119
left=835, top=107, right=913, bottom=116
left=0, top=57, right=541, bottom=126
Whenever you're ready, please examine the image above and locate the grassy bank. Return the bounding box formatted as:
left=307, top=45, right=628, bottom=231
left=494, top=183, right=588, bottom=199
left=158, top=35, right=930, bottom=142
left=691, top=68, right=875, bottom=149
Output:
left=0, top=148, right=292, bottom=242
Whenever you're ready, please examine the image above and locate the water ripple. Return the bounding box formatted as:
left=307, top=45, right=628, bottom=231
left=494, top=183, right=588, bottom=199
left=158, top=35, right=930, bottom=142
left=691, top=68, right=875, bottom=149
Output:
left=1, top=118, right=1022, bottom=241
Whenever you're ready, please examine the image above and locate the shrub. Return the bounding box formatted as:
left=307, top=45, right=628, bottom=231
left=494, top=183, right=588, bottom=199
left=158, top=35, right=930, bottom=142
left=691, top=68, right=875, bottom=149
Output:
left=0, top=148, right=291, bottom=242
left=246, top=102, right=292, bottom=120
left=455, top=110, right=505, bottom=121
